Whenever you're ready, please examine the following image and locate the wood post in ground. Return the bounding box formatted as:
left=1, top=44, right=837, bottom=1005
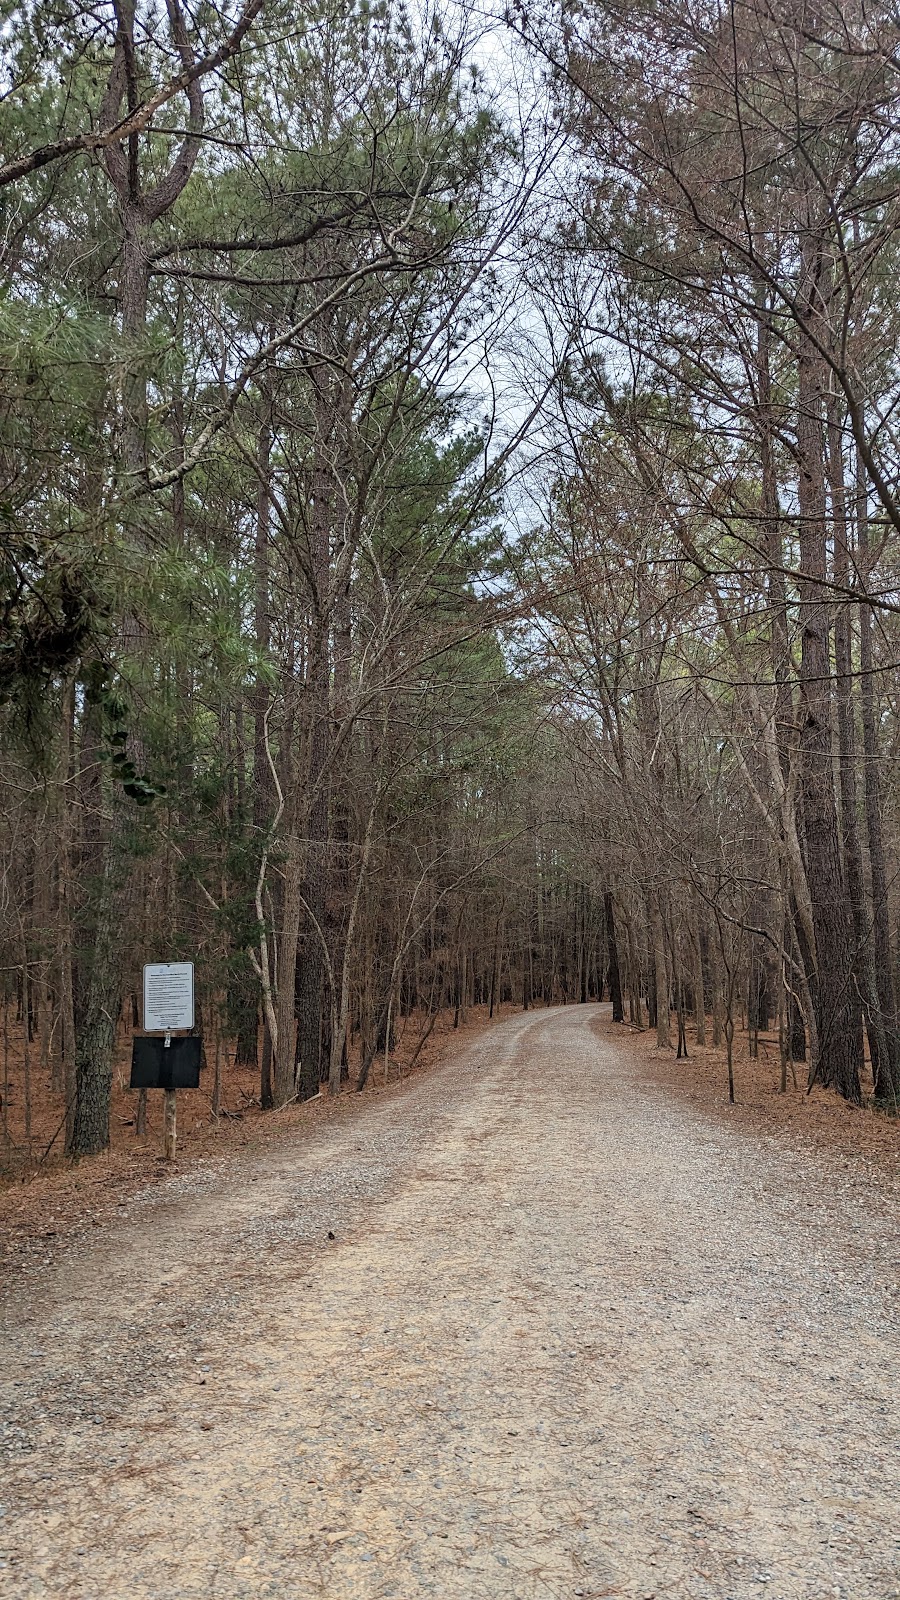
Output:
left=164, top=1090, right=177, bottom=1161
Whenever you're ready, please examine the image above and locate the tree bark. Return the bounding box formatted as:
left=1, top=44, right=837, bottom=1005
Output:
left=252, top=406, right=274, bottom=1106
left=826, top=391, right=873, bottom=1077
left=857, top=448, right=900, bottom=1100
left=795, top=274, right=862, bottom=1102
left=604, top=890, right=623, bottom=1022
left=70, top=836, right=125, bottom=1156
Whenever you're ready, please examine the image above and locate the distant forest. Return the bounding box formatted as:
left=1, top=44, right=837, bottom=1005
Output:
left=2, top=0, right=899, bottom=1163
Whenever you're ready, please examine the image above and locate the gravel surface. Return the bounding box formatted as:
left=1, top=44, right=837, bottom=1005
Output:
left=0, top=1003, right=897, bottom=1599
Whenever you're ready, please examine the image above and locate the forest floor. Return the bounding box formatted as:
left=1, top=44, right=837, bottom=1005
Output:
left=618, top=1017, right=900, bottom=1180
left=1, top=1003, right=897, bottom=1600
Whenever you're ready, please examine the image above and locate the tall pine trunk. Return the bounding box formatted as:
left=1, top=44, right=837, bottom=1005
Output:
left=795, top=261, right=861, bottom=1102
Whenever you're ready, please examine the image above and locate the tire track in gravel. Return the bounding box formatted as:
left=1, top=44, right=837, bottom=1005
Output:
left=1, top=1003, right=897, bottom=1600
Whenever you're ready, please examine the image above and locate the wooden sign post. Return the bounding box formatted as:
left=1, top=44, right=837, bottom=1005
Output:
left=164, top=1081, right=177, bottom=1162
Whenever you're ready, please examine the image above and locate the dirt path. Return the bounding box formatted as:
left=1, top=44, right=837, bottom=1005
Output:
left=1, top=1005, right=897, bottom=1600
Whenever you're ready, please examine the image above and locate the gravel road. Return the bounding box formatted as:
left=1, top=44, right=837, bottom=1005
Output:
left=1, top=1004, right=897, bottom=1600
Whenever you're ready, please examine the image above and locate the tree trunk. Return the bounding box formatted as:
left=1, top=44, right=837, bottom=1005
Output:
left=826, top=391, right=872, bottom=1078
left=70, top=837, right=124, bottom=1157
left=252, top=407, right=274, bottom=1106
left=650, top=897, right=670, bottom=1048
left=604, top=891, right=623, bottom=1022
left=692, top=903, right=706, bottom=1045
left=795, top=276, right=862, bottom=1102
left=273, top=835, right=302, bottom=1105
left=857, top=447, right=900, bottom=1101
left=58, top=679, right=77, bottom=1144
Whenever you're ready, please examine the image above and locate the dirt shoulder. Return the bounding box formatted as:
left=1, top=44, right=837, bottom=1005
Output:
left=600, top=1009, right=899, bottom=1187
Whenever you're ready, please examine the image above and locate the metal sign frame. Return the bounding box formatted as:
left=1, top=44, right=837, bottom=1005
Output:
left=142, top=961, right=195, bottom=1033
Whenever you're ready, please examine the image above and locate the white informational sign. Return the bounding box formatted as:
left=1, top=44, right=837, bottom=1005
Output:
left=143, top=962, right=195, bottom=1033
